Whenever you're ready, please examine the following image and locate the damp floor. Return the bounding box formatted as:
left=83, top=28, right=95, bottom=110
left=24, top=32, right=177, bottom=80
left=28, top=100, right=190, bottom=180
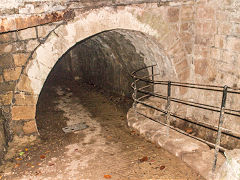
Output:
left=0, top=78, right=204, bottom=180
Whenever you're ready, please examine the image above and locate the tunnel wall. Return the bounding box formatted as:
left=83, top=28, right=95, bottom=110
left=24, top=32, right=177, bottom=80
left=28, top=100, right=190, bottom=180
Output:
left=62, top=30, right=173, bottom=98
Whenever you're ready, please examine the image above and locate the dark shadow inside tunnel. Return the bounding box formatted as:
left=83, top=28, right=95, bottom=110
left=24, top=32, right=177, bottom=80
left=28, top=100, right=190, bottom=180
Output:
left=36, top=29, right=159, bottom=137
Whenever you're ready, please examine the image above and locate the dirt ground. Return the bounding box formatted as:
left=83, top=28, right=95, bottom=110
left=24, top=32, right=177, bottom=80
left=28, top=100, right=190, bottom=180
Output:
left=0, top=77, right=204, bottom=180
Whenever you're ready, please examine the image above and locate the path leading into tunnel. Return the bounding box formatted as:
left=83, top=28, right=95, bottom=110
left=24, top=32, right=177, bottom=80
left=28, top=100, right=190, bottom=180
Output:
left=2, top=80, right=204, bottom=180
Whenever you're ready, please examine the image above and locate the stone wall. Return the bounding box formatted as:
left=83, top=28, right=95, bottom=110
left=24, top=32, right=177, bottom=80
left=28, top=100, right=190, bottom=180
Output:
left=0, top=0, right=239, bottom=160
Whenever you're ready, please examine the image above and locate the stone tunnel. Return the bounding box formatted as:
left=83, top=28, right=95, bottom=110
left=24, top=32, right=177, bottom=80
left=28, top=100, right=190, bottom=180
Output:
left=0, top=0, right=240, bottom=179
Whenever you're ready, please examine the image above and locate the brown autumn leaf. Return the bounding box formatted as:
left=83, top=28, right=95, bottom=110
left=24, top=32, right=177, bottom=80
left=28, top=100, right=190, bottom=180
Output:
left=26, top=163, right=32, bottom=167
left=48, top=163, right=55, bottom=166
left=14, top=164, right=20, bottom=168
left=40, top=155, right=46, bottom=159
left=185, top=128, right=193, bottom=134
left=160, top=165, right=165, bottom=170
left=104, top=175, right=112, bottom=179
left=139, top=156, right=148, bottom=162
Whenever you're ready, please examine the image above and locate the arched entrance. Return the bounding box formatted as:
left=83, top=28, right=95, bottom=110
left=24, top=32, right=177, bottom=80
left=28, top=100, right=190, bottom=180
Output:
left=12, top=6, right=181, bottom=136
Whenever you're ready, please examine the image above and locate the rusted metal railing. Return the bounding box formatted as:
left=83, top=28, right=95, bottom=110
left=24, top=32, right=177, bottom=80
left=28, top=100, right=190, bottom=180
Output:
left=131, top=64, right=240, bottom=173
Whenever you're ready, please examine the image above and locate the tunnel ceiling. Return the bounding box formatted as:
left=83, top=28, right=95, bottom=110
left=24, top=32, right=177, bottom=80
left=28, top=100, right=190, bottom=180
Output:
left=57, top=29, right=176, bottom=97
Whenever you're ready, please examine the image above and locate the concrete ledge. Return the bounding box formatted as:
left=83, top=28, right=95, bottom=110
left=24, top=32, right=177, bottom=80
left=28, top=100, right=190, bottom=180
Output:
left=127, top=107, right=225, bottom=179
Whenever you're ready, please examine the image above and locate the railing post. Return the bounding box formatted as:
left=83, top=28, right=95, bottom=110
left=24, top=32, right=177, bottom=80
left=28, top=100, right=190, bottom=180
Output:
left=165, top=81, right=172, bottom=137
left=133, top=77, right=137, bottom=109
left=212, top=85, right=228, bottom=173
left=151, top=66, right=154, bottom=82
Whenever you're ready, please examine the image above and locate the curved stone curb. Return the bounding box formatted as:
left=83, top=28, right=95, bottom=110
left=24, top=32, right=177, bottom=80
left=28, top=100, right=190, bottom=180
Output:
left=127, top=107, right=225, bottom=179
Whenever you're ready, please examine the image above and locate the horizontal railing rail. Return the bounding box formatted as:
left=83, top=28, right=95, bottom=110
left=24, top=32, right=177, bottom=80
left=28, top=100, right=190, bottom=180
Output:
left=131, top=64, right=240, bottom=173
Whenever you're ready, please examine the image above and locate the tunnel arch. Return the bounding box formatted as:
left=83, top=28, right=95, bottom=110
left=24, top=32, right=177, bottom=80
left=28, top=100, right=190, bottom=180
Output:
left=12, top=6, right=180, bottom=136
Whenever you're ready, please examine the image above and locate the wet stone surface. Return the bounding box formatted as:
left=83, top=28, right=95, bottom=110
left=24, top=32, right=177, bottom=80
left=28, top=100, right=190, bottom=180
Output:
left=0, top=79, right=204, bottom=179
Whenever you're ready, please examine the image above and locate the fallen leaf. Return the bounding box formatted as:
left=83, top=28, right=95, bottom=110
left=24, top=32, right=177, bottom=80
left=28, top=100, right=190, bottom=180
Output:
left=25, top=148, right=29, bottom=152
left=48, top=163, right=55, bottom=166
left=35, top=171, right=41, bottom=175
left=0, top=175, right=2, bottom=179
left=139, top=156, right=148, bottom=162
left=40, top=155, right=46, bottom=159
left=104, top=175, right=112, bottom=179
left=16, top=158, right=22, bottom=161
left=26, top=163, right=31, bottom=167
left=14, top=164, right=20, bottom=168
left=160, top=165, right=165, bottom=170
left=185, top=128, right=193, bottom=134
left=19, top=152, right=25, bottom=156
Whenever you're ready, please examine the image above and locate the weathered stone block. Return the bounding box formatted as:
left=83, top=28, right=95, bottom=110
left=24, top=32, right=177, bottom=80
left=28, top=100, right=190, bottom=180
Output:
left=0, top=43, right=13, bottom=54
left=26, top=39, right=39, bottom=52
left=3, top=67, right=22, bottom=81
left=16, top=74, right=33, bottom=93
left=180, top=32, right=192, bottom=43
left=210, top=48, right=221, bottom=60
left=14, top=93, right=37, bottom=106
left=12, top=105, right=36, bottom=120
left=0, top=91, right=13, bottom=105
left=227, top=36, right=240, bottom=53
left=218, top=23, right=232, bottom=35
left=37, top=24, right=56, bottom=39
left=0, top=81, right=16, bottom=92
left=195, top=34, right=214, bottom=46
left=17, top=27, right=37, bottom=40
left=175, top=59, right=189, bottom=74
left=167, top=7, right=179, bottom=23
left=13, top=53, right=29, bottom=66
left=0, top=54, right=14, bottom=68
left=181, top=6, right=194, bottom=21
left=0, top=32, right=16, bottom=43
left=23, top=120, right=37, bottom=134
left=180, top=22, right=192, bottom=32
left=215, top=35, right=226, bottom=49
left=194, top=59, right=208, bottom=76
left=178, top=68, right=190, bottom=81
left=202, top=22, right=216, bottom=35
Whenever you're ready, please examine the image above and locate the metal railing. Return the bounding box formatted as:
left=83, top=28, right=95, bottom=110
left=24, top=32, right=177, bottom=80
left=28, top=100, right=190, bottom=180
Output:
left=131, top=64, right=240, bottom=173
